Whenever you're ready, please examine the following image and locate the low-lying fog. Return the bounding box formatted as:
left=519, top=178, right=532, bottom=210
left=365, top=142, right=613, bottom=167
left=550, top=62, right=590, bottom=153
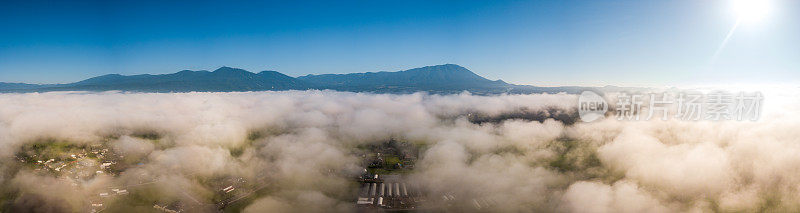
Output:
left=1, top=89, right=799, bottom=212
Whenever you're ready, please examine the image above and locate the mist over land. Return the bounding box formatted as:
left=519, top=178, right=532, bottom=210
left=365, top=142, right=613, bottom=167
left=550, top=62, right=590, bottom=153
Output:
left=0, top=88, right=798, bottom=212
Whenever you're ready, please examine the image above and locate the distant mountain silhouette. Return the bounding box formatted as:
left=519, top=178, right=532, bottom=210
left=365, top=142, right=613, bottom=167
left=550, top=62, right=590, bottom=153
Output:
left=0, top=64, right=616, bottom=94
left=297, top=64, right=515, bottom=94
left=64, top=67, right=310, bottom=92
left=0, top=82, right=48, bottom=90
left=1, top=67, right=310, bottom=92
left=300, top=64, right=505, bottom=87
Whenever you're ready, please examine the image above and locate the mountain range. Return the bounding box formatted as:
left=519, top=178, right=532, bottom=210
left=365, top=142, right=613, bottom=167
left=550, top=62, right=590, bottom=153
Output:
left=0, top=64, right=602, bottom=94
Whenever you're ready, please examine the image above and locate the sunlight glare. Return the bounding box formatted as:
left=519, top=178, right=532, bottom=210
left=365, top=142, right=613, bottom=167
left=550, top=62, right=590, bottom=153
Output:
left=732, top=0, right=771, bottom=23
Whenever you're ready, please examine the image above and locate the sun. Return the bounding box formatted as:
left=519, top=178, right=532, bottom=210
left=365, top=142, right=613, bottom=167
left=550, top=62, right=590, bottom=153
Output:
left=732, top=0, right=771, bottom=23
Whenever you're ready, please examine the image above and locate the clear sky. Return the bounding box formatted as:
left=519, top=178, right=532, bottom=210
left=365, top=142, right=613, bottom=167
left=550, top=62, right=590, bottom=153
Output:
left=0, top=0, right=797, bottom=86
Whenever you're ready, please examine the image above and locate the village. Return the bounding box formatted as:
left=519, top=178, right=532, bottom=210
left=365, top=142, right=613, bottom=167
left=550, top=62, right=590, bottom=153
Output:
left=354, top=139, right=424, bottom=211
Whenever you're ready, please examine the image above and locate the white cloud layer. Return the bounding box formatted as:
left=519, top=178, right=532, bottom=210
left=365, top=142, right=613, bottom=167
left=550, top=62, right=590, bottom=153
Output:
left=0, top=89, right=798, bottom=212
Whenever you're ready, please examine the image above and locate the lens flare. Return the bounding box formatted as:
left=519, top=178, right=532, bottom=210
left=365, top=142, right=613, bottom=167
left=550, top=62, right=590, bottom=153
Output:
left=732, top=0, right=771, bottom=23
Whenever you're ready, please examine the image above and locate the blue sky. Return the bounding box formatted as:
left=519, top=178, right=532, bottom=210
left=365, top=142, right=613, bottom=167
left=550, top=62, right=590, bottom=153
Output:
left=0, top=0, right=797, bottom=86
